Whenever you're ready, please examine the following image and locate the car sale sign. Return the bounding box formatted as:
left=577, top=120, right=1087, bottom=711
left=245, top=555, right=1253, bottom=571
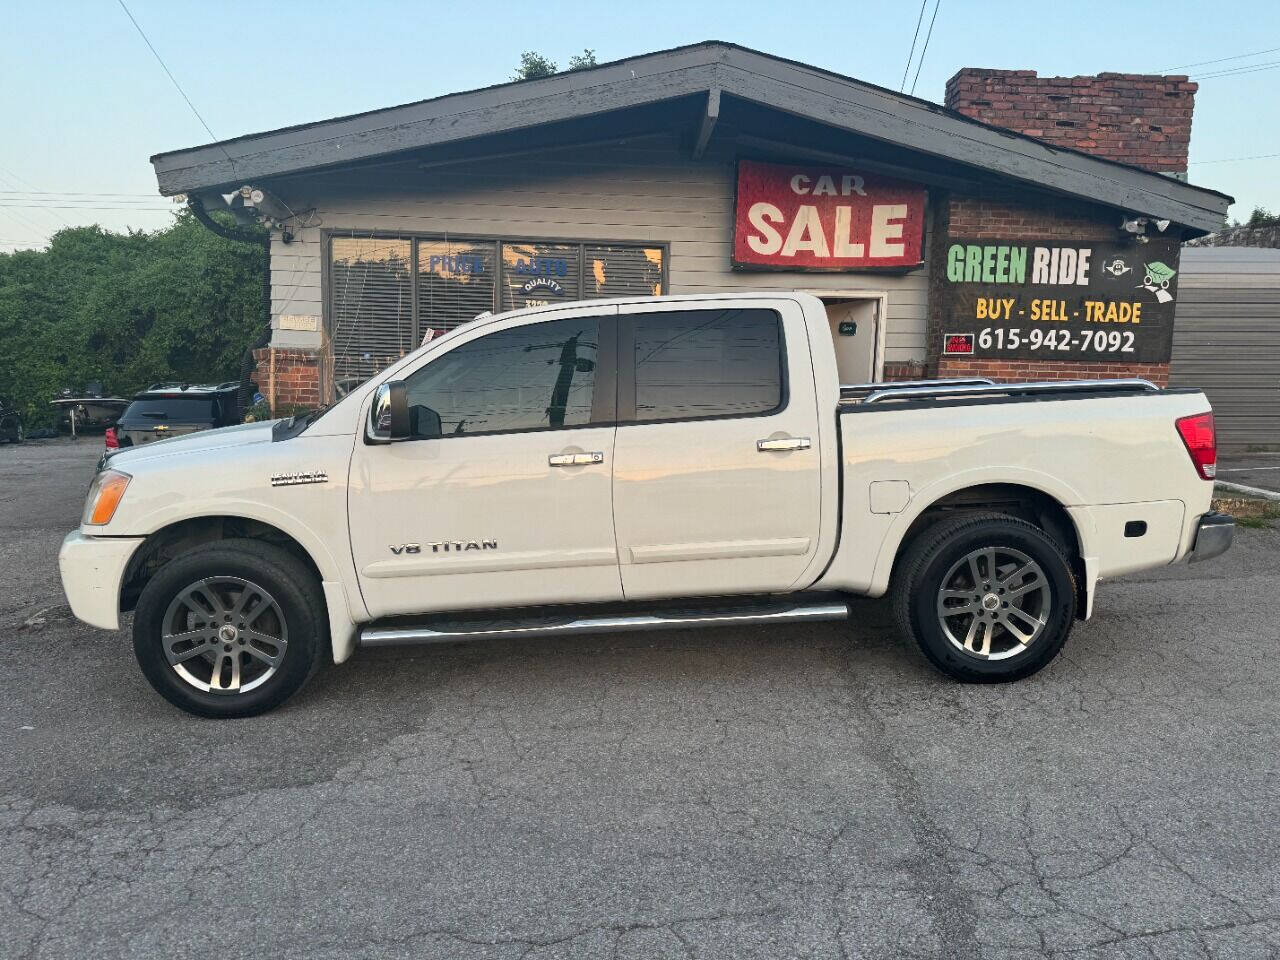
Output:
left=732, top=160, right=926, bottom=271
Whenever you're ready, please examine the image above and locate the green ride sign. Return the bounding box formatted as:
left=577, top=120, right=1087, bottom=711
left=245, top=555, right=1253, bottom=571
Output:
left=939, top=237, right=1180, bottom=364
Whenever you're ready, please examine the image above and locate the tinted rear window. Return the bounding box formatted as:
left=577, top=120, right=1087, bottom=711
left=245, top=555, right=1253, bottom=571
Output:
left=123, top=398, right=218, bottom=422
left=630, top=308, right=784, bottom=421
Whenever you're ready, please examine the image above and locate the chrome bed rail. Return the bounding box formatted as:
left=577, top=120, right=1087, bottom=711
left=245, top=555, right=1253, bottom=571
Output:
left=839, top=377, right=994, bottom=402
left=859, top=378, right=1160, bottom=405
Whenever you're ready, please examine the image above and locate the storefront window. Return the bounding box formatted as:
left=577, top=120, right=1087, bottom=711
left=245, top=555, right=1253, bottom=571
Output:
left=417, top=240, right=497, bottom=337
left=330, top=237, right=413, bottom=389
left=328, top=234, right=664, bottom=391
left=585, top=245, right=665, bottom=298
left=500, top=242, right=582, bottom=312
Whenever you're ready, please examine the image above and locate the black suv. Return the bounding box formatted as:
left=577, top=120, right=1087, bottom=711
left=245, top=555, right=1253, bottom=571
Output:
left=0, top=398, right=22, bottom=444
left=108, top=383, right=241, bottom=449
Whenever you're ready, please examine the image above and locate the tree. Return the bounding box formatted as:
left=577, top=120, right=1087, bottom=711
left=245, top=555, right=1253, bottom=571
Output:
left=0, top=212, right=266, bottom=428
left=512, top=51, right=557, bottom=81
left=1247, top=206, right=1279, bottom=228
left=512, top=49, right=598, bottom=81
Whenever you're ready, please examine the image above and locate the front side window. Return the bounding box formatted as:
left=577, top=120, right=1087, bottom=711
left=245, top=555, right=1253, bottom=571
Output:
left=403, top=316, right=603, bottom=437
left=629, top=308, right=784, bottom=422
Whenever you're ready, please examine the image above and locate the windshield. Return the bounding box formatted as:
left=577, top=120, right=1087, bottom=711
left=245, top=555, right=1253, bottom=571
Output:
left=122, top=398, right=218, bottom=422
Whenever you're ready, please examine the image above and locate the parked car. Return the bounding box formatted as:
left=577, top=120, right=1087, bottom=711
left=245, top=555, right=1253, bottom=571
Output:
left=60, top=293, right=1233, bottom=718
left=0, top=398, right=23, bottom=443
left=105, top=383, right=241, bottom=450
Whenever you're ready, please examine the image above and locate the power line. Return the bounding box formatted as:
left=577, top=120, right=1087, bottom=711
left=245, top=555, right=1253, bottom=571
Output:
left=0, top=203, right=174, bottom=211
left=0, top=190, right=158, bottom=198
left=1162, top=46, right=1280, bottom=72
left=0, top=165, right=73, bottom=230
left=909, top=0, right=942, bottom=96
left=1190, top=151, right=1280, bottom=165
left=1193, top=60, right=1280, bottom=80
left=0, top=208, right=52, bottom=241
left=900, top=0, right=928, bottom=92
left=115, top=0, right=219, bottom=144
left=0, top=197, right=173, bottom=206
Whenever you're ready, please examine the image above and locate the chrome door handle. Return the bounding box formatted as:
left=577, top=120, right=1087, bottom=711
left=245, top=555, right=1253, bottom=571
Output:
left=549, top=451, right=605, bottom=467
left=757, top=437, right=811, bottom=452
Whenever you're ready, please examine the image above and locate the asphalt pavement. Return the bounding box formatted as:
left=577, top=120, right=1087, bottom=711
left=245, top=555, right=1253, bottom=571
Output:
left=2, top=438, right=1278, bottom=960
left=1217, top=454, right=1280, bottom=498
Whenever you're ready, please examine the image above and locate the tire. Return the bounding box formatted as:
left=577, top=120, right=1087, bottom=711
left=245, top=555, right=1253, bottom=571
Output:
left=133, top=539, right=328, bottom=717
left=892, top=513, right=1076, bottom=683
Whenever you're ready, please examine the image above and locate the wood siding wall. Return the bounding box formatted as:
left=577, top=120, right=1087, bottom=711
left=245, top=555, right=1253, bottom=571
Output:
left=266, top=134, right=931, bottom=365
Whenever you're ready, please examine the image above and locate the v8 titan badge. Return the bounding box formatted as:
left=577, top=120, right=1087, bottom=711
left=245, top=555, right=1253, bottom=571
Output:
left=939, top=237, right=1181, bottom=364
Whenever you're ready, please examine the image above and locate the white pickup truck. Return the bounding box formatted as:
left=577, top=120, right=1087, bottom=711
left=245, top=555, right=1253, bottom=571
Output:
left=60, top=293, right=1233, bottom=717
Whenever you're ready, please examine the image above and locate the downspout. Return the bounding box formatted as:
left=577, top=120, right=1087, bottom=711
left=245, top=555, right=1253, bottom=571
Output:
left=188, top=196, right=272, bottom=414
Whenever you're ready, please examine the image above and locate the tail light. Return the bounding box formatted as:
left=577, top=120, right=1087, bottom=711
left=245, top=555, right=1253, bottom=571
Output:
left=1175, top=412, right=1216, bottom=480
left=104, top=427, right=118, bottom=450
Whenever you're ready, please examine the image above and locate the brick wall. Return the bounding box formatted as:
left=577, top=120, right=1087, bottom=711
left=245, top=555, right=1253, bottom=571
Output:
left=927, top=186, right=1172, bottom=385
left=883, top=361, right=927, bottom=382
left=945, top=69, right=1196, bottom=174
left=250, top=347, right=324, bottom=412
left=938, top=357, right=1169, bottom=387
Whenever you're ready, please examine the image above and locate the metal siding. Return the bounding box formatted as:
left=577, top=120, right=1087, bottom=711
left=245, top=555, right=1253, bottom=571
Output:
left=273, top=136, right=931, bottom=366
left=1170, top=248, right=1280, bottom=450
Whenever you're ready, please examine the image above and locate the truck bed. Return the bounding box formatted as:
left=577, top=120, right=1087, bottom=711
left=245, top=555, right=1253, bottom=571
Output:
left=817, top=384, right=1216, bottom=598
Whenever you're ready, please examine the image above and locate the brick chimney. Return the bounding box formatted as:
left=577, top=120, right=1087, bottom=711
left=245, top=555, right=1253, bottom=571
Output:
left=945, top=69, right=1197, bottom=176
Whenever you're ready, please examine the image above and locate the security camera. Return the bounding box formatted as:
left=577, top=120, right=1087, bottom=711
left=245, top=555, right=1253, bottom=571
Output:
left=238, top=185, right=291, bottom=222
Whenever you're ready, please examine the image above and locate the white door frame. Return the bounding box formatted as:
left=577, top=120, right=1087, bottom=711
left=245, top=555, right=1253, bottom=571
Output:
left=801, top=289, right=888, bottom=382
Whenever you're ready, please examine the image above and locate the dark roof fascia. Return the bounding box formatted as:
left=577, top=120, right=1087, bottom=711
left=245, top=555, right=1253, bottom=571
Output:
left=150, top=41, right=1231, bottom=232
left=150, top=44, right=725, bottom=194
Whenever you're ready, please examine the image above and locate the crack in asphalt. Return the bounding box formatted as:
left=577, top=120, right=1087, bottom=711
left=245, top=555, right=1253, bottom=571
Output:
left=2, top=443, right=1279, bottom=959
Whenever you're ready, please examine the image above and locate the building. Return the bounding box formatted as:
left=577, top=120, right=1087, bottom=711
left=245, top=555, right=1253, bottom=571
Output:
left=149, top=42, right=1230, bottom=409
left=1171, top=247, right=1280, bottom=452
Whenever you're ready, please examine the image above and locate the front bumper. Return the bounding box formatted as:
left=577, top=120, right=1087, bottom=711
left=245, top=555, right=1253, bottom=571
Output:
left=1189, top=511, right=1234, bottom=563
left=58, top=531, right=145, bottom=630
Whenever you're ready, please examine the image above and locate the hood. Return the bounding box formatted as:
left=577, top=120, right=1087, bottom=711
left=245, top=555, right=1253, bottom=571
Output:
left=106, top=419, right=277, bottom=469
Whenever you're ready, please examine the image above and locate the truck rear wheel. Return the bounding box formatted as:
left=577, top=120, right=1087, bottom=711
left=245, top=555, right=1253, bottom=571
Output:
left=892, top=514, right=1076, bottom=682
left=132, top=539, right=327, bottom=718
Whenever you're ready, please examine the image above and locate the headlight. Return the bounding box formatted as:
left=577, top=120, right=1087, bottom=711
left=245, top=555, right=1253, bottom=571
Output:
left=83, top=470, right=131, bottom=526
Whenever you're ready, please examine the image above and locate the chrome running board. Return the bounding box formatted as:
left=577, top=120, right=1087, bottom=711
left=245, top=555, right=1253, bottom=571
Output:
left=359, top=599, right=850, bottom=648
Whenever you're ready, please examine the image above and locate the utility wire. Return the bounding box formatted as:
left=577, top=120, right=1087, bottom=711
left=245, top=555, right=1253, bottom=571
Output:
left=1162, top=46, right=1280, bottom=72
left=1193, top=60, right=1280, bottom=80
left=0, top=204, right=174, bottom=211
left=909, top=0, right=942, bottom=96
left=900, top=0, right=928, bottom=92
left=0, top=165, right=73, bottom=230
left=0, top=190, right=158, bottom=198
left=1189, top=151, right=1280, bottom=164
left=0, top=197, right=173, bottom=206
left=115, top=0, right=220, bottom=144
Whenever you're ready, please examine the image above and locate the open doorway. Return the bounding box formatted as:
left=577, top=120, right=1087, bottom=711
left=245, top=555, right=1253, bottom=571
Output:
left=813, top=293, right=885, bottom=385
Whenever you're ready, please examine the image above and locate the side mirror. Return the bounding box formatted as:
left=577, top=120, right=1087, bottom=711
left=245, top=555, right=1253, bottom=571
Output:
left=368, top=381, right=411, bottom=442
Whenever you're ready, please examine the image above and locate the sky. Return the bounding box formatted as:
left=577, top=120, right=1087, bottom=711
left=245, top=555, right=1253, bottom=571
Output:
left=1, top=0, right=1277, bottom=253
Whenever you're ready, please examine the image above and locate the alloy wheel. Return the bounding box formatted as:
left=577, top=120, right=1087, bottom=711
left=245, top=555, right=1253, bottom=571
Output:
left=935, top=546, right=1050, bottom=660
left=160, top=576, right=289, bottom=694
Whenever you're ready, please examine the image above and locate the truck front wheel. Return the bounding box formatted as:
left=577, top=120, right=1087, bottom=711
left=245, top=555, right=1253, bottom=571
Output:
left=132, top=539, right=327, bottom=717
left=892, top=514, right=1076, bottom=682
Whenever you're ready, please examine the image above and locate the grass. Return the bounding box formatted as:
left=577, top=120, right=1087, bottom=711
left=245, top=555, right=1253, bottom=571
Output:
left=1236, top=515, right=1277, bottom=530
left=1212, top=490, right=1280, bottom=530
